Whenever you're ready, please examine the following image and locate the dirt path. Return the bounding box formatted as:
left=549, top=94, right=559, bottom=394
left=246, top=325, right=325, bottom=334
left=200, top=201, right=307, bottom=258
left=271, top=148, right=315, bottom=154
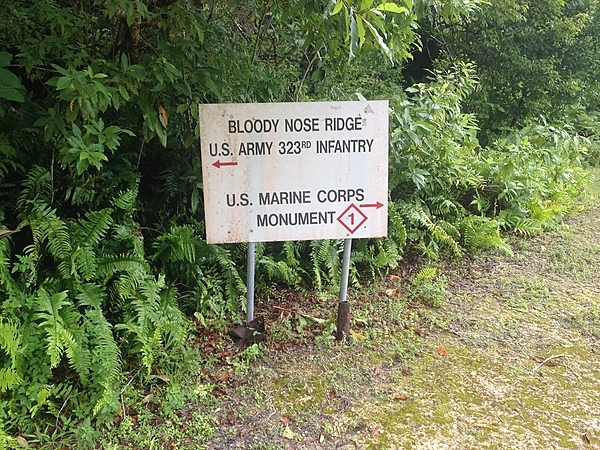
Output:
left=206, top=173, right=600, bottom=450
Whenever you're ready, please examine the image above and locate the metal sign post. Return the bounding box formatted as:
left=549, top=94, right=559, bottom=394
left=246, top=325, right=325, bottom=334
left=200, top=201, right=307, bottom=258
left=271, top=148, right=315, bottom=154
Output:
left=246, top=242, right=256, bottom=323
left=336, top=239, right=352, bottom=340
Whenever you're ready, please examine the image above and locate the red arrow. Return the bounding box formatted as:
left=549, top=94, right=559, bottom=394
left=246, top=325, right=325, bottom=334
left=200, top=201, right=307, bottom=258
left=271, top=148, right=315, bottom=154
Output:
left=212, top=160, right=238, bottom=169
left=360, top=201, right=384, bottom=209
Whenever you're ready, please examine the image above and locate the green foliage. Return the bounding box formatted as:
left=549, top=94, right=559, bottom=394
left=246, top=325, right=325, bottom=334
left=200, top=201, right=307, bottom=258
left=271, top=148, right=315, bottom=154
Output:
left=407, top=266, right=450, bottom=308
left=0, top=0, right=594, bottom=445
left=0, top=319, right=21, bottom=393
left=0, top=52, right=24, bottom=104
left=387, top=64, right=490, bottom=256
left=480, top=123, right=588, bottom=233
left=0, top=164, right=187, bottom=436
left=432, top=0, right=600, bottom=142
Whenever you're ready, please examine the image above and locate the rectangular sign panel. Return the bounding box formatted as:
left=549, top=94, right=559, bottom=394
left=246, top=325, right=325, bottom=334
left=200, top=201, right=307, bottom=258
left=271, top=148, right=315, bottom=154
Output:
left=199, top=100, right=388, bottom=244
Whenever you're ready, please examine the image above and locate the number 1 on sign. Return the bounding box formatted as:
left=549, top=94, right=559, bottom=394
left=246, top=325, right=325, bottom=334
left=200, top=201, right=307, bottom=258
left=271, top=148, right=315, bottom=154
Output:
left=348, top=213, right=354, bottom=225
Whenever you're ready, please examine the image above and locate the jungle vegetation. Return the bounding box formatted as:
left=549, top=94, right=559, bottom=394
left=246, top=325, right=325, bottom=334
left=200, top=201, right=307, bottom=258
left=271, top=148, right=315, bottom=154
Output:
left=0, top=0, right=599, bottom=445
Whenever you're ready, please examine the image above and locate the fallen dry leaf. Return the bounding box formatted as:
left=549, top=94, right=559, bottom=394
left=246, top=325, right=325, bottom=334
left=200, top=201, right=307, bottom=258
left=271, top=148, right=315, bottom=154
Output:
left=374, top=365, right=381, bottom=376
left=350, top=330, right=366, bottom=339
left=412, top=327, right=424, bottom=337
left=217, top=371, right=230, bottom=383
left=438, top=347, right=449, bottom=357
left=142, top=393, right=153, bottom=405
left=385, top=288, right=397, bottom=296
left=282, top=425, right=296, bottom=440
left=16, top=436, right=29, bottom=448
left=393, top=393, right=409, bottom=401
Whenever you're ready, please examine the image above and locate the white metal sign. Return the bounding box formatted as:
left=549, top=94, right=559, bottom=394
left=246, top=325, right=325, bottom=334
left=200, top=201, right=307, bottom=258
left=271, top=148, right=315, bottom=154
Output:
left=199, top=101, right=388, bottom=244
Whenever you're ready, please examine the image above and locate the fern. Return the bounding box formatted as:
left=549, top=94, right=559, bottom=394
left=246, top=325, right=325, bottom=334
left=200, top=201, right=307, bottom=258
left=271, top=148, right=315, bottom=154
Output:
left=116, top=276, right=186, bottom=374
left=0, top=236, right=17, bottom=297
left=113, top=186, right=138, bottom=212
left=36, top=289, right=70, bottom=368
left=213, top=245, right=246, bottom=305
left=399, top=200, right=462, bottom=257
left=35, top=288, right=91, bottom=381
left=259, top=257, right=302, bottom=286
left=78, top=286, right=122, bottom=415
left=71, top=246, right=99, bottom=282
left=0, top=318, right=22, bottom=392
left=98, top=253, right=149, bottom=279
left=79, top=208, right=114, bottom=247
left=457, top=215, right=511, bottom=253
left=152, top=225, right=197, bottom=264
left=309, top=239, right=344, bottom=289
left=16, top=166, right=53, bottom=217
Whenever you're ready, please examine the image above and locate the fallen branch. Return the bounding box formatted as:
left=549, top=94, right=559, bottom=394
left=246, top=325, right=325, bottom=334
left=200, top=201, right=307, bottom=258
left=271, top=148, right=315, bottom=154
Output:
left=531, top=354, right=567, bottom=373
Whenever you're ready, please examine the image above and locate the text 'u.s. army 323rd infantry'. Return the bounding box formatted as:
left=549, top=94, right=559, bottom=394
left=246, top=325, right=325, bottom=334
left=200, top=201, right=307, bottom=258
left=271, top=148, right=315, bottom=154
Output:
left=199, top=101, right=388, bottom=244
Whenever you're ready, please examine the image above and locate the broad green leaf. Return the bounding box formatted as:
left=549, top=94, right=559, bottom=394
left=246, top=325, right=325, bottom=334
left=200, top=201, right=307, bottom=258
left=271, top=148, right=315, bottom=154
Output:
left=361, top=0, right=375, bottom=10
left=0, top=83, right=24, bottom=103
left=362, top=18, right=393, bottom=62
left=356, top=15, right=366, bottom=47
left=0, top=68, right=24, bottom=102
left=349, top=13, right=358, bottom=59
left=332, top=0, right=344, bottom=15
left=0, top=52, right=12, bottom=68
left=375, top=2, right=408, bottom=14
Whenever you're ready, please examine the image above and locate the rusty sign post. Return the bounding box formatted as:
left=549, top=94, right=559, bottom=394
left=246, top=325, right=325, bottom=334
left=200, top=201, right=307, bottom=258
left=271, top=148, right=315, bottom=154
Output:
left=199, top=101, right=388, bottom=339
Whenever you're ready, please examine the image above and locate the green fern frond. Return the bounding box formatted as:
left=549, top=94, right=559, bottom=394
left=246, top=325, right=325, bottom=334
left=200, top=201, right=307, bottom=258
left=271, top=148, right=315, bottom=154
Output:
left=35, top=288, right=91, bottom=381
left=309, top=239, right=343, bottom=288
left=77, top=283, right=104, bottom=308
left=0, top=318, right=22, bottom=392
left=84, top=306, right=122, bottom=415
left=0, top=238, right=17, bottom=297
left=387, top=202, right=407, bottom=246
left=259, top=257, right=302, bottom=286
left=458, top=215, right=511, bottom=253
left=113, top=186, right=138, bottom=212
left=511, top=218, right=543, bottom=236
left=152, top=225, right=197, bottom=264
left=98, top=254, right=149, bottom=278
left=110, top=224, right=146, bottom=255
left=79, top=208, right=114, bottom=247
left=36, top=289, right=70, bottom=368
left=282, top=241, right=301, bottom=267
left=79, top=285, right=121, bottom=388
left=0, top=367, right=22, bottom=393
left=401, top=201, right=462, bottom=256
left=16, top=166, right=52, bottom=216
left=414, top=266, right=437, bottom=284
left=25, top=207, right=74, bottom=281
left=156, top=286, right=187, bottom=347
left=213, top=246, right=246, bottom=299
left=71, top=246, right=99, bottom=282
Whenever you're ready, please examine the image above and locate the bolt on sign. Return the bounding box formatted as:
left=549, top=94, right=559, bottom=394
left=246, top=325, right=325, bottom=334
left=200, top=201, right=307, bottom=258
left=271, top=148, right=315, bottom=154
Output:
left=199, top=101, right=388, bottom=244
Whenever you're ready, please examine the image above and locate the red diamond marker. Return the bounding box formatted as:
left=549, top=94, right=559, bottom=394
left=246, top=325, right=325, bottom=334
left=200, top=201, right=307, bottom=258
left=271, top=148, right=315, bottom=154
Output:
left=337, top=203, right=368, bottom=234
